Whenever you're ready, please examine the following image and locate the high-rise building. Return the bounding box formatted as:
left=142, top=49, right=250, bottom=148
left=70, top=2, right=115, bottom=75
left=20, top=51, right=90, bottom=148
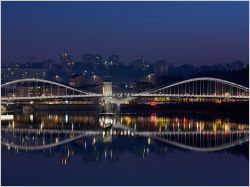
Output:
left=82, top=53, right=94, bottom=64
left=154, top=60, right=168, bottom=75
left=103, top=81, right=112, bottom=96
left=82, top=53, right=103, bottom=70
left=60, top=53, right=74, bottom=72
left=1, top=67, right=47, bottom=83
left=131, top=59, right=147, bottom=71
left=69, top=73, right=84, bottom=87
left=95, top=55, right=103, bottom=65
left=108, top=55, right=120, bottom=65
left=43, top=59, right=55, bottom=70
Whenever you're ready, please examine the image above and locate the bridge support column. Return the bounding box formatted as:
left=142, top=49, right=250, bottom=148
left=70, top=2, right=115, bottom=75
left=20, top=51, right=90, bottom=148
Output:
left=116, top=103, right=120, bottom=114
left=22, top=105, right=34, bottom=114
left=1, top=105, right=7, bottom=114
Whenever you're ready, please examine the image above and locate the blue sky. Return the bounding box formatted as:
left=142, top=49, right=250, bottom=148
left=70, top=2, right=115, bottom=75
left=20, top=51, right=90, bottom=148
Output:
left=2, top=1, right=249, bottom=65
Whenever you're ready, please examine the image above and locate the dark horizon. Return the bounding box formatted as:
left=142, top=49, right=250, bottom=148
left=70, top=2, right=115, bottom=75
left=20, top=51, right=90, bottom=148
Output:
left=2, top=1, right=249, bottom=65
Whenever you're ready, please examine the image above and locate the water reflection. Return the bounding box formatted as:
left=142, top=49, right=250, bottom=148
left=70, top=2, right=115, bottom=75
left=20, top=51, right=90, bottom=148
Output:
left=120, top=114, right=248, bottom=132
left=99, top=113, right=116, bottom=129
left=1, top=111, right=249, bottom=186
left=1, top=111, right=248, bottom=132
left=2, top=133, right=249, bottom=167
left=1, top=111, right=248, bottom=155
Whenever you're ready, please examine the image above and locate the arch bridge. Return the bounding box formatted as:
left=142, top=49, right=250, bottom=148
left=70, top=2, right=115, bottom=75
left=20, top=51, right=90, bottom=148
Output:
left=120, top=77, right=249, bottom=104
left=1, top=78, right=102, bottom=102
left=1, top=125, right=249, bottom=152
left=133, top=77, right=249, bottom=98
left=1, top=77, right=249, bottom=103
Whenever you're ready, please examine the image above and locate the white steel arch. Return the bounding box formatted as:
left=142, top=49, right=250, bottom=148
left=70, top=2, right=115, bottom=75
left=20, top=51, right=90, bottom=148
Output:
left=119, top=77, right=249, bottom=103
left=1, top=78, right=96, bottom=95
left=1, top=127, right=248, bottom=152
left=148, top=77, right=249, bottom=94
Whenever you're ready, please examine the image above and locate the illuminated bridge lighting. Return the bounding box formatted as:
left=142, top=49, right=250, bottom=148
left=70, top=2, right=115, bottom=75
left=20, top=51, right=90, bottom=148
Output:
left=1, top=77, right=249, bottom=104
left=1, top=125, right=248, bottom=152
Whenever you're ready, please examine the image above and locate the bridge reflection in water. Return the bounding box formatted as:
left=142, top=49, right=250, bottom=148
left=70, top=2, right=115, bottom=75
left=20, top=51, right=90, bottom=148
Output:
left=1, top=112, right=248, bottom=159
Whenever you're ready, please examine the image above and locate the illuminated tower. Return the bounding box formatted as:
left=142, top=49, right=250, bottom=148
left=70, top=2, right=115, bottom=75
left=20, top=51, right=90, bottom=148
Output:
left=60, top=53, right=74, bottom=72
left=103, top=81, right=112, bottom=96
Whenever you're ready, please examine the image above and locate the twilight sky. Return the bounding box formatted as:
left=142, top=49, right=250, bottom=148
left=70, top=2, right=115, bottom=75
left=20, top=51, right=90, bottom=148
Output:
left=2, top=1, right=249, bottom=65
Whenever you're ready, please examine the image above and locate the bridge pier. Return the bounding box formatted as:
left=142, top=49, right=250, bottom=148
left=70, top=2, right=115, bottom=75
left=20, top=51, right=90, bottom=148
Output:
left=101, top=96, right=121, bottom=114
left=116, top=103, right=120, bottom=114
left=22, top=105, right=34, bottom=114
left=1, top=105, right=7, bottom=114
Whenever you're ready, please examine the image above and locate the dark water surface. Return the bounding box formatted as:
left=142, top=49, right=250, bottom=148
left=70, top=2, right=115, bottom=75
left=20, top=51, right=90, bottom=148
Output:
left=1, top=110, right=249, bottom=186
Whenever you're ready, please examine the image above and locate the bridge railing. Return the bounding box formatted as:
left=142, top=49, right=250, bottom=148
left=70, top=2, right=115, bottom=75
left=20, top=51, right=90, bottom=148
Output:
left=1, top=78, right=101, bottom=100
left=1, top=126, right=249, bottom=152
left=1, top=77, right=249, bottom=101
left=148, top=77, right=249, bottom=98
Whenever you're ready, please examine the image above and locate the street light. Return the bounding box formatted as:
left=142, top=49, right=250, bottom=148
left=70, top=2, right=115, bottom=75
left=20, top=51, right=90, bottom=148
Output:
left=147, top=74, right=154, bottom=83
left=93, top=75, right=96, bottom=84
left=147, top=74, right=151, bottom=82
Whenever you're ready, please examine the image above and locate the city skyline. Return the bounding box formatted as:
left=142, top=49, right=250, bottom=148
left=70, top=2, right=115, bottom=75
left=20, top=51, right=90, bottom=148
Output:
left=1, top=2, right=249, bottom=186
left=2, top=1, right=249, bottom=65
